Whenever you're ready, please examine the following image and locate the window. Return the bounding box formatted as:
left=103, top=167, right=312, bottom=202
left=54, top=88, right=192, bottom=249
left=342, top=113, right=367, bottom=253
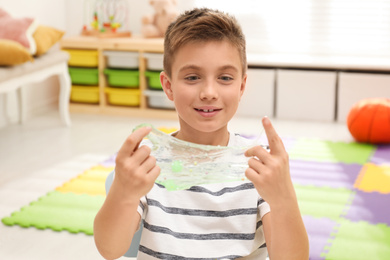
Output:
left=193, top=0, right=390, bottom=57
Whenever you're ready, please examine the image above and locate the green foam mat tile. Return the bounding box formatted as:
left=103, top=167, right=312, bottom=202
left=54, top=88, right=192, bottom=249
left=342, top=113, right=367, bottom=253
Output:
left=289, top=139, right=375, bottom=164
left=1, top=191, right=105, bottom=235
left=323, top=220, right=390, bottom=260
left=295, top=184, right=355, bottom=220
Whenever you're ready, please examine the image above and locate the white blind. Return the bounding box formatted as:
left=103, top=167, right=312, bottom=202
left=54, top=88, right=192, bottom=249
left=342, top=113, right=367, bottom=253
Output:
left=193, top=0, right=390, bottom=58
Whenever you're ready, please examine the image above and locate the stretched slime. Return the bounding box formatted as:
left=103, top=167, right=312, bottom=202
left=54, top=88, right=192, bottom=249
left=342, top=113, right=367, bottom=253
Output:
left=135, top=124, right=266, bottom=191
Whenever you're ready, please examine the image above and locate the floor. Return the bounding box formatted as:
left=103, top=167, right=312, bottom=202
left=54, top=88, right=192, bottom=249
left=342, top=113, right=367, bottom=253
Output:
left=0, top=111, right=353, bottom=260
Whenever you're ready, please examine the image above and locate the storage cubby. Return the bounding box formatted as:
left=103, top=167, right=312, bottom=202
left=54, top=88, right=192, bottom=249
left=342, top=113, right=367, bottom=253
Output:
left=61, top=36, right=177, bottom=119
left=63, top=48, right=100, bottom=105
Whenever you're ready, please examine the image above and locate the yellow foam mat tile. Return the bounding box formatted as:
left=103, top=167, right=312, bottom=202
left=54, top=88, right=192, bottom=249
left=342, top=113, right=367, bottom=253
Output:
left=157, top=127, right=178, bottom=134
left=354, top=163, right=390, bottom=193
left=56, top=165, right=113, bottom=196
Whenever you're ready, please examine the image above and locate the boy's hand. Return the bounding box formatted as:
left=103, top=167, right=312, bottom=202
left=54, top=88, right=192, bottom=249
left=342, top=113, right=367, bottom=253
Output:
left=245, top=117, right=296, bottom=207
left=114, top=126, right=161, bottom=202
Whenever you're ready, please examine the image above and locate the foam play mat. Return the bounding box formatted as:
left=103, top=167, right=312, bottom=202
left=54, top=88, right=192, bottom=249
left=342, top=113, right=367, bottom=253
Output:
left=1, top=166, right=111, bottom=235
left=2, top=136, right=390, bottom=259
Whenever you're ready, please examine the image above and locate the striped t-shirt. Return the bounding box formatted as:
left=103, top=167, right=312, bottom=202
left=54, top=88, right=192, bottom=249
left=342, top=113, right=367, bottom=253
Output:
left=136, top=133, right=271, bottom=259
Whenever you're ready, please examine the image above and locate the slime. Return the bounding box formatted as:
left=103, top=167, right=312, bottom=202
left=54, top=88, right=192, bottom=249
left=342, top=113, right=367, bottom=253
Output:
left=135, top=124, right=266, bottom=191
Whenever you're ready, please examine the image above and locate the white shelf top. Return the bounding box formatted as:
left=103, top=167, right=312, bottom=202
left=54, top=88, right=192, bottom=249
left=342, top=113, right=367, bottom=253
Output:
left=247, top=53, right=390, bottom=72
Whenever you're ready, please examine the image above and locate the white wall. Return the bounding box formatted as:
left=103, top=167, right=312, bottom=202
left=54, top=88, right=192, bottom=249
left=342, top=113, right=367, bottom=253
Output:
left=0, top=0, right=193, bottom=129
left=64, top=0, right=194, bottom=37
left=0, top=0, right=66, bottom=28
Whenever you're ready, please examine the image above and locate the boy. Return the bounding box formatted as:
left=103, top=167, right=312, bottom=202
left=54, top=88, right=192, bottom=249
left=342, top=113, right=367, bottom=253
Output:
left=94, top=8, right=309, bottom=259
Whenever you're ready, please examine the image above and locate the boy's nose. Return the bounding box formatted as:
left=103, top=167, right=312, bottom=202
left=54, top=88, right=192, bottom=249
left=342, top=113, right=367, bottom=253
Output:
left=200, top=80, right=218, bottom=100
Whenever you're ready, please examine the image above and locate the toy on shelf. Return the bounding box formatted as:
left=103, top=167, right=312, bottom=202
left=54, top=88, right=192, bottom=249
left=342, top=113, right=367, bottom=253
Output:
left=82, top=0, right=131, bottom=38
left=141, top=0, right=179, bottom=38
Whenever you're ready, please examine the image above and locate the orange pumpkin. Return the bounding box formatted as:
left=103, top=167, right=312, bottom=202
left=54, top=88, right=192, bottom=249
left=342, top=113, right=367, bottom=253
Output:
left=347, top=98, right=390, bottom=144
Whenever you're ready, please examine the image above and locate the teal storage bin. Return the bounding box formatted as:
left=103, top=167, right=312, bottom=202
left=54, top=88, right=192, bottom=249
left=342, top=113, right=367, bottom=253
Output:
left=104, top=69, right=139, bottom=88
left=145, top=71, right=162, bottom=90
left=68, top=67, right=99, bottom=85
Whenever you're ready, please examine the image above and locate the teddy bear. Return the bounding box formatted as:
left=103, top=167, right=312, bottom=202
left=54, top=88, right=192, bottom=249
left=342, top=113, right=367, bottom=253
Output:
left=141, top=0, right=180, bottom=38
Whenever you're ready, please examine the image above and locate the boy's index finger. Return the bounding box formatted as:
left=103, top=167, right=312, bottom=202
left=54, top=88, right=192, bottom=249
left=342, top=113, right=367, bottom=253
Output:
left=262, top=117, right=284, bottom=155
left=117, top=126, right=152, bottom=158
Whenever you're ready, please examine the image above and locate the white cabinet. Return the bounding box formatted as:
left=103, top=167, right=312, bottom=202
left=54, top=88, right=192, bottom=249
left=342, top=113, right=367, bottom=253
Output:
left=337, top=72, right=390, bottom=122
left=276, top=69, right=337, bottom=121
left=236, top=68, right=275, bottom=118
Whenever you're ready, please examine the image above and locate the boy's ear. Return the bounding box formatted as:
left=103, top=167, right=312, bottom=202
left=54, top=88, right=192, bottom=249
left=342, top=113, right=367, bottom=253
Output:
left=239, top=73, right=247, bottom=101
left=160, top=71, right=174, bottom=101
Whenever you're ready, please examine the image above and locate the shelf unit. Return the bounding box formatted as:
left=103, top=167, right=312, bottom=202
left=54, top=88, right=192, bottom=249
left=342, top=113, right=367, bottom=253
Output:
left=60, top=36, right=177, bottom=119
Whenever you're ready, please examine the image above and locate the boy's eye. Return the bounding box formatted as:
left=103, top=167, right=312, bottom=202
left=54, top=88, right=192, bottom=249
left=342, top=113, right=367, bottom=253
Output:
left=219, top=76, right=234, bottom=82
left=185, top=76, right=200, bottom=81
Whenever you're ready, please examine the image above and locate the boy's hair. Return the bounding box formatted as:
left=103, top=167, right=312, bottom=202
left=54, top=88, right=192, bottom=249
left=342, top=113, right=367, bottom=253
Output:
left=163, top=8, right=247, bottom=78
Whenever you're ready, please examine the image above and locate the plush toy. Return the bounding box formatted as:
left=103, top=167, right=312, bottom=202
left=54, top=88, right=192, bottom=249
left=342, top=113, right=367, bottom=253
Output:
left=141, top=0, right=179, bottom=38
left=347, top=98, right=390, bottom=144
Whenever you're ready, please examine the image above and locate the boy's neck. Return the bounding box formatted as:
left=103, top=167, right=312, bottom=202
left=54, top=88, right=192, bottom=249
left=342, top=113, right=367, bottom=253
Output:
left=173, top=128, right=230, bottom=146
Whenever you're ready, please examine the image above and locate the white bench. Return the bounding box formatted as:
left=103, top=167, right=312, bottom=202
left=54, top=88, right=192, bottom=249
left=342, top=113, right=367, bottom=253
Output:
left=0, top=50, right=71, bottom=126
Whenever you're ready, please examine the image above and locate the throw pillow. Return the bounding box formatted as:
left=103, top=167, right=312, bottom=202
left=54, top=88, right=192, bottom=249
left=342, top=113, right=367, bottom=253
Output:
left=33, top=25, right=65, bottom=56
left=0, top=8, right=38, bottom=55
left=0, top=39, right=34, bottom=66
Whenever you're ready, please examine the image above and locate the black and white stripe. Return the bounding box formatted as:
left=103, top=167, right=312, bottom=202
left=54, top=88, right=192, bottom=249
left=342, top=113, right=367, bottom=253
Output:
left=146, top=198, right=258, bottom=217
left=143, top=221, right=256, bottom=240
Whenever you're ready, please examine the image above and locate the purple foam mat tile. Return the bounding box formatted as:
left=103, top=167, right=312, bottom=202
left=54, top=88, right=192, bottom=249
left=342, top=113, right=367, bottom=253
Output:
left=234, top=135, right=296, bottom=151
left=281, top=137, right=297, bottom=152
left=100, top=154, right=117, bottom=167
left=239, top=134, right=257, bottom=140
left=302, top=215, right=339, bottom=260
left=370, top=145, right=390, bottom=165
left=290, top=160, right=363, bottom=189
left=344, top=190, right=390, bottom=226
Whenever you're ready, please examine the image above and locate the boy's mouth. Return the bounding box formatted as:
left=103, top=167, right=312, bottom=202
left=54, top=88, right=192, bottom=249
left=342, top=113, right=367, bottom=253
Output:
left=194, top=108, right=222, bottom=113
left=194, top=107, right=222, bottom=117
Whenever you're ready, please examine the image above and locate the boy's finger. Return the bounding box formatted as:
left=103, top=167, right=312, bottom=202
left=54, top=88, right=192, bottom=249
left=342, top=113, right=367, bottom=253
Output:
left=245, top=167, right=263, bottom=186
left=138, top=153, right=156, bottom=172
left=132, top=145, right=152, bottom=166
left=117, top=126, right=152, bottom=158
left=147, top=165, right=161, bottom=182
left=262, top=117, right=285, bottom=155
left=245, top=145, right=270, bottom=164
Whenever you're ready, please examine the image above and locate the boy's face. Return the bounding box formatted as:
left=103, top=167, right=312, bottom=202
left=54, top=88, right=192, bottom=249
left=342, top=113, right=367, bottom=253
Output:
left=160, top=40, right=247, bottom=136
